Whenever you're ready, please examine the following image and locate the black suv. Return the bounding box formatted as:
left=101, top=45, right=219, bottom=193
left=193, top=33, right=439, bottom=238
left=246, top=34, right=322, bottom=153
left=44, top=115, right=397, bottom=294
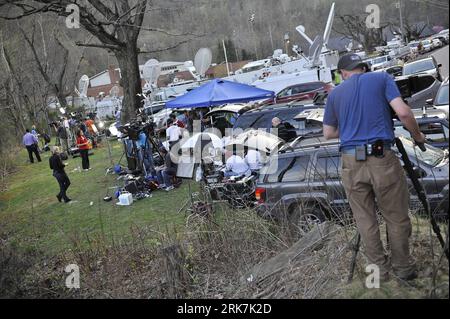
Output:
left=255, top=136, right=449, bottom=230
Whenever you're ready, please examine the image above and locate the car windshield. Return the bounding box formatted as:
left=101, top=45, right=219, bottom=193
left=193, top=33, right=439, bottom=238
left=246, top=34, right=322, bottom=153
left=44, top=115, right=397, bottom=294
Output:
left=373, top=57, right=386, bottom=64
left=153, top=109, right=171, bottom=118
left=435, top=85, right=449, bottom=106
left=397, top=137, right=446, bottom=166
left=403, top=60, right=435, bottom=75
left=233, top=113, right=263, bottom=130
left=242, top=64, right=265, bottom=73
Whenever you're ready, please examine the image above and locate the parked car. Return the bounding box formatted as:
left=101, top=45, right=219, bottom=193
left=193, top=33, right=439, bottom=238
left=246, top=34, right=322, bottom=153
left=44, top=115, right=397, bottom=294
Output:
left=420, top=39, right=434, bottom=52
left=438, top=29, right=449, bottom=42
left=374, top=65, right=403, bottom=77
left=232, top=102, right=323, bottom=140
left=394, top=110, right=449, bottom=149
left=366, top=55, right=396, bottom=71
left=408, top=40, right=421, bottom=54
left=402, top=57, right=442, bottom=81
left=431, top=38, right=443, bottom=49
left=255, top=136, right=449, bottom=231
left=264, top=81, right=334, bottom=105
left=204, top=103, right=255, bottom=135
left=433, top=35, right=449, bottom=46
left=144, top=101, right=166, bottom=116
left=429, top=77, right=449, bottom=119
left=396, top=73, right=442, bottom=109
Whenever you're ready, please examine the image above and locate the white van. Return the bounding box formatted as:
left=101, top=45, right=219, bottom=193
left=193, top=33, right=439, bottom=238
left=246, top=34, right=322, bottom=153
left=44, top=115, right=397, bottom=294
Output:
left=365, top=55, right=395, bottom=71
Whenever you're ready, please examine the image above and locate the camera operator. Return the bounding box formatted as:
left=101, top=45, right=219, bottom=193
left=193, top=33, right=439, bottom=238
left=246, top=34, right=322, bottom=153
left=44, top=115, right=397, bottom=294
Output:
left=57, top=121, right=69, bottom=155
left=137, top=130, right=156, bottom=176
left=323, top=53, right=425, bottom=282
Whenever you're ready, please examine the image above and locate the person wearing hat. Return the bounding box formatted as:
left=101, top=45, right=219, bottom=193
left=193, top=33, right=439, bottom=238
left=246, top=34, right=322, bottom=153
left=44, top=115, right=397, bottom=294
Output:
left=323, top=53, right=426, bottom=282
left=49, top=146, right=71, bottom=203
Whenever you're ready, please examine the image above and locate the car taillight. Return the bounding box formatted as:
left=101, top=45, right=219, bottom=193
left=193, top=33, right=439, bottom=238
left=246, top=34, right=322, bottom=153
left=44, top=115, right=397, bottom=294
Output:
left=255, top=188, right=266, bottom=203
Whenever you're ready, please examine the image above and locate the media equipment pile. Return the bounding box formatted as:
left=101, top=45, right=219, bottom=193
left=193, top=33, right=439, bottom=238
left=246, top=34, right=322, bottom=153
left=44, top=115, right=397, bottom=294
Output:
left=109, top=111, right=166, bottom=204
left=201, top=160, right=257, bottom=209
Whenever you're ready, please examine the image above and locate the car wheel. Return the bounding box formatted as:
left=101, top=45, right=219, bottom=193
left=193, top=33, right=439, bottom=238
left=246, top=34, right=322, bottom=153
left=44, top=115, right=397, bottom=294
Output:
left=288, top=202, right=327, bottom=236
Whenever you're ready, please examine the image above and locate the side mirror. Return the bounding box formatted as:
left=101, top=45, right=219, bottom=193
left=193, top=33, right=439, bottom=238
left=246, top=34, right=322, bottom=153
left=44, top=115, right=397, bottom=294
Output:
left=426, top=98, right=434, bottom=105
left=438, top=64, right=442, bottom=68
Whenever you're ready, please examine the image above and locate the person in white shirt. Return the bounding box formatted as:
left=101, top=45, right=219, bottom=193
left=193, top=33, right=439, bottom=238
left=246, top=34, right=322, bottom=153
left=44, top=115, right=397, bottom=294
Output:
left=224, top=151, right=250, bottom=177
left=165, top=119, right=182, bottom=149
left=245, top=149, right=262, bottom=172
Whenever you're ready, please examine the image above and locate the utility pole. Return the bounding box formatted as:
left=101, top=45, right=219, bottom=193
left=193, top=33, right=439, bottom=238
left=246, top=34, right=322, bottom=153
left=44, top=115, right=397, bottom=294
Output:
left=396, top=0, right=405, bottom=43
left=223, top=39, right=231, bottom=76
left=269, top=25, right=275, bottom=52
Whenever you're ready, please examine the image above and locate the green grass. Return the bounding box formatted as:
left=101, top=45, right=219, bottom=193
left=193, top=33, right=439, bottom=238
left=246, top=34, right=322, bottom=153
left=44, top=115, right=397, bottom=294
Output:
left=0, top=139, right=198, bottom=255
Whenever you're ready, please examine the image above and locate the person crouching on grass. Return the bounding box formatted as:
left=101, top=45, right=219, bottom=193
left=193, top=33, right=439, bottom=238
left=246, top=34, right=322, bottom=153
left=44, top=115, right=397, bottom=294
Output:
left=76, top=129, right=90, bottom=171
left=49, top=147, right=71, bottom=203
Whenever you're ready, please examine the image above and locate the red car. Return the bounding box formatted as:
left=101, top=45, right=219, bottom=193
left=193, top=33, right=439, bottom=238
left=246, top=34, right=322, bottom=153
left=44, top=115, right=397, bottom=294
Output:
left=265, top=81, right=334, bottom=105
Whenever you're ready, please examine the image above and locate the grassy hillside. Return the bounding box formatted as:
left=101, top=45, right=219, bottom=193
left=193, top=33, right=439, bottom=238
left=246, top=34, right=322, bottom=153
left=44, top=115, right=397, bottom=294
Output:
left=0, top=139, right=448, bottom=299
left=0, top=139, right=197, bottom=255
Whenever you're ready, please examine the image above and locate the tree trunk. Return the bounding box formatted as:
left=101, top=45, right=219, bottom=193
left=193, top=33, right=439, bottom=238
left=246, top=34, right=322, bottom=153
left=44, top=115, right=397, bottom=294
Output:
left=116, top=44, right=143, bottom=124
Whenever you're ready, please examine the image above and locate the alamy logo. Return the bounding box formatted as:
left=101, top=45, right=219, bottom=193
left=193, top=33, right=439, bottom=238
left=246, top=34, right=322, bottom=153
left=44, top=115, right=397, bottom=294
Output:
left=365, top=264, right=380, bottom=289
left=366, top=4, right=380, bottom=29
left=65, top=4, right=80, bottom=29
left=65, top=264, right=80, bottom=289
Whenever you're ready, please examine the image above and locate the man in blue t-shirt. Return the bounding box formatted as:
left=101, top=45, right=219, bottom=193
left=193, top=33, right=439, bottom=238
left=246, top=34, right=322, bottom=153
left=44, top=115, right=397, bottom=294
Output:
left=323, top=53, right=425, bottom=282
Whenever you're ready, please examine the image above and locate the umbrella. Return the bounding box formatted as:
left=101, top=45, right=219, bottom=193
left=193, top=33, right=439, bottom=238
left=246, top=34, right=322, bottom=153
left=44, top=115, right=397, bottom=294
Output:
left=226, top=129, right=284, bottom=153
left=165, top=79, right=274, bottom=109
left=181, top=132, right=223, bottom=149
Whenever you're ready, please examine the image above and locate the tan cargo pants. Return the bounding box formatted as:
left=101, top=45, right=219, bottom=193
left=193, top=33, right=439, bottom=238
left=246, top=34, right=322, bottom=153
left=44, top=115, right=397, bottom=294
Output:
left=341, top=150, right=416, bottom=278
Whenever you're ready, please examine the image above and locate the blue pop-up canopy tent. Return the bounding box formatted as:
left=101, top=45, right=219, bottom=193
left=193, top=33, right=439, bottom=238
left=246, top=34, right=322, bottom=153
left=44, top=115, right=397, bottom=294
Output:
left=165, top=79, right=275, bottom=109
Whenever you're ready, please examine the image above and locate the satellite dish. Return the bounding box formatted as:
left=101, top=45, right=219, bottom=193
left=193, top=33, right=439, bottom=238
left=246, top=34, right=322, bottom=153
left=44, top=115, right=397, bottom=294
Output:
left=143, top=59, right=161, bottom=85
left=295, top=25, right=314, bottom=45
left=78, top=75, right=89, bottom=98
left=194, top=48, right=212, bottom=77
left=308, top=35, right=324, bottom=67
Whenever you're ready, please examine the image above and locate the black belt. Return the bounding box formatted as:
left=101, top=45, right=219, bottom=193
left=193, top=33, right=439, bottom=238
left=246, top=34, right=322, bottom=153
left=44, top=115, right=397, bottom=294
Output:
left=341, top=144, right=392, bottom=156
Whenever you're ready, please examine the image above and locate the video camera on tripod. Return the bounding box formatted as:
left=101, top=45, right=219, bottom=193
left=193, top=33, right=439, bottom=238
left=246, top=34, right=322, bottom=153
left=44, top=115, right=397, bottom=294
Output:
left=118, top=120, right=156, bottom=140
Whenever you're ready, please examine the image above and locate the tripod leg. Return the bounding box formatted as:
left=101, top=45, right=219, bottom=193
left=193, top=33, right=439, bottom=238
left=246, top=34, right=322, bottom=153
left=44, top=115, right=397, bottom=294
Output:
left=347, top=232, right=361, bottom=283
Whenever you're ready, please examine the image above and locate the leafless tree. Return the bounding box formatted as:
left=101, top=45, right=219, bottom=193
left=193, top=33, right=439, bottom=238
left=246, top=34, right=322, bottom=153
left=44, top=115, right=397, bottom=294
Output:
left=19, top=22, right=69, bottom=109
left=334, top=13, right=390, bottom=53
left=0, top=0, right=149, bottom=122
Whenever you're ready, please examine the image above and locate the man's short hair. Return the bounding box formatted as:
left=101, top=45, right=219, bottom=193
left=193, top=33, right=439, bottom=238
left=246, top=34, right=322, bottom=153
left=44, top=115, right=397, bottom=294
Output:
left=272, top=117, right=281, bottom=126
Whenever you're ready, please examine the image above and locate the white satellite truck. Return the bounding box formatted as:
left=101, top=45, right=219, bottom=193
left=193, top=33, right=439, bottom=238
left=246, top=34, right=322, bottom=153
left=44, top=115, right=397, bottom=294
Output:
left=148, top=2, right=339, bottom=99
